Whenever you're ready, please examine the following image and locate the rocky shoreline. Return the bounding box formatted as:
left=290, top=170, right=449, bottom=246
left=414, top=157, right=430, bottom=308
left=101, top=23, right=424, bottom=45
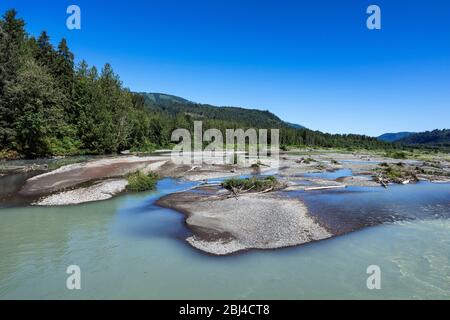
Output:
left=33, top=179, right=128, bottom=206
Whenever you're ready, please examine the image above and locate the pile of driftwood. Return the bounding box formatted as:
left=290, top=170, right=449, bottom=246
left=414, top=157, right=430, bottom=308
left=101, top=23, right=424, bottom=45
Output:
left=227, top=184, right=275, bottom=200
left=201, top=178, right=279, bottom=200
left=374, top=175, right=389, bottom=188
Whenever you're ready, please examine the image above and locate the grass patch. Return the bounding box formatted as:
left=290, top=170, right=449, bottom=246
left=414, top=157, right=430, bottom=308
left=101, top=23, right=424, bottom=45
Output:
left=374, top=163, right=419, bottom=182
left=221, top=176, right=278, bottom=192
left=385, top=150, right=408, bottom=159
left=126, top=171, right=159, bottom=192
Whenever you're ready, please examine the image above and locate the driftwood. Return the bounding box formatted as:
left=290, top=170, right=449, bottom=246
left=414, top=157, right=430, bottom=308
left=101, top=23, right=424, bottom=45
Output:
left=304, top=185, right=346, bottom=191
left=374, top=175, right=388, bottom=188
left=227, top=186, right=274, bottom=198
left=227, top=185, right=258, bottom=200
left=200, top=183, right=222, bottom=187
left=379, top=179, right=388, bottom=188
left=187, top=166, right=201, bottom=172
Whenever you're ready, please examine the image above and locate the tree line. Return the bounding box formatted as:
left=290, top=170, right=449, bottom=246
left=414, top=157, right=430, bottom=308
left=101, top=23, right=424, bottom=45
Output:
left=1, top=9, right=394, bottom=159
left=396, top=129, right=450, bottom=151
left=0, top=9, right=176, bottom=158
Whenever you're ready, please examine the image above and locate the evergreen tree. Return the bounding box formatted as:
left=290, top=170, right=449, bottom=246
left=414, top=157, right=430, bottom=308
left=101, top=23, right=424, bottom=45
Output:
left=55, top=39, right=74, bottom=97
left=8, top=59, right=68, bottom=156
left=0, top=10, right=26, bottom=149
left=35, top=31, right=57, bottom=71
left=0, top=9, right=401, bottom=158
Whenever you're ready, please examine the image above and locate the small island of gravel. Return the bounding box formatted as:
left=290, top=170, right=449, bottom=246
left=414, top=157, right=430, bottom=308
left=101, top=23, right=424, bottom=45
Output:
left=156, top=189, right=332, bottom=255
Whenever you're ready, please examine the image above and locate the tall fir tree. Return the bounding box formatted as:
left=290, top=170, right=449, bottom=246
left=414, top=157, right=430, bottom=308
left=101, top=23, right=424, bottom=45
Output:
left=0, top=10, right=26, bottom=149
left=35, top=31, right=57, bottom=71
left=55, top=38, right=74, bottom=97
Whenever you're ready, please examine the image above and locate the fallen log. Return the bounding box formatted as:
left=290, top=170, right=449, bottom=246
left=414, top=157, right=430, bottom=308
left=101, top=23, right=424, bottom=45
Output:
left=374, top=175, right=388, bottom=188
left=304, top=185, right=346, bottom=191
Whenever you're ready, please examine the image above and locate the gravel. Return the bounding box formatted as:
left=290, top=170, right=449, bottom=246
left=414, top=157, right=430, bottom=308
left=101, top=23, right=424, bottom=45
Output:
left=157, top=192, right=332, bottom=255
left=33, top=179, right=128, bottom=206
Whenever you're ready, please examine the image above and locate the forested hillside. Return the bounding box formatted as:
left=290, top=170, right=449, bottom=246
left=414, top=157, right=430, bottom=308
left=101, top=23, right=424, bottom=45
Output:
left=0, top=10, right=175, bottom=158
left=0, top=9, right=394, bottom=159
left=378, top=132, right=415, bottom=142
left=142, top=92, right=286, bottom=128
left=396, top=129, right=450, bottom=149
left=140, top=92, right=391, bottom=149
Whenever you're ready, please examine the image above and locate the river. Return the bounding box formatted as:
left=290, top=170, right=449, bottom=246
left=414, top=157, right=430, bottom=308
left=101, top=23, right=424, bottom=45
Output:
left=0, top=174, right=449, bottom=299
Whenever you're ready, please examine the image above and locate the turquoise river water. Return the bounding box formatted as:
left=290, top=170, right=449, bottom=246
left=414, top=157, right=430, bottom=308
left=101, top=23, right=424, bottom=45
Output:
left=0, top=177, right=449, bottom=299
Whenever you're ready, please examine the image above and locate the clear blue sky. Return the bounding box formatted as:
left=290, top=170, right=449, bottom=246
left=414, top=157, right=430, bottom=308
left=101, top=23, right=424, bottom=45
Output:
left=1, top=0, right=449, bottom=136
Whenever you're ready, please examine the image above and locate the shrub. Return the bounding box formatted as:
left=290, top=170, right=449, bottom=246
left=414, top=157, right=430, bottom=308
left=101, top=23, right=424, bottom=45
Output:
left=386, top=151, right=407, bottom=159
left=126, top=171, right=159, bottom=192
left=221, top=176, right=278, bottom=192
left=0, top=149, right=20, bottom=160
left=131, top=139, right=157, bottom=153
left=44, top=136, right=82, bottom=156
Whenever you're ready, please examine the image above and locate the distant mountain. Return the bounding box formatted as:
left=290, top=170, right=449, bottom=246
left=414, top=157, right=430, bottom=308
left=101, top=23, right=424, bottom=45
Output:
left=136, top=92, right=391, bottom=150
left=285, top=122, right=306, bottom=130
left=396, top=129, right=450, bottom=149
left=140, top=92, right=192, bottom=105
left=141, top=92, right=291, bottom=129
left=378, top=132, right=416, bottom=142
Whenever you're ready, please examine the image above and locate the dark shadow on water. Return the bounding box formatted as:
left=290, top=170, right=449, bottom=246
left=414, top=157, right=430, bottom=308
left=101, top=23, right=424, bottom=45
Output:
left=302, top=168, right=353, bottom=180
left=289, top=182, right=450, bottom=235
left=0, top=171, right=44, bottom=208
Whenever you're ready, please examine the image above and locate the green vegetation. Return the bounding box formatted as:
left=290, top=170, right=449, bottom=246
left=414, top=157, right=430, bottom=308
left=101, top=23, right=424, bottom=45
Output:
left=0, top=10, right=409, bottom=160
left=374, top=163, right=419, bottom=183
left=0, top=10, right=173, bottom=158
left=396, top=129, right=450, bottom=150
left=221, top=176, right=278, bottom=192
left=377, top=132, right=415, bottom=142
left=385, top=150, right=408, bottom=159
left=126, top=171, right=159, bottom=192
left=142, top=92, right=397, bottom=151
left=0, top=149, right=19, bottom=160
